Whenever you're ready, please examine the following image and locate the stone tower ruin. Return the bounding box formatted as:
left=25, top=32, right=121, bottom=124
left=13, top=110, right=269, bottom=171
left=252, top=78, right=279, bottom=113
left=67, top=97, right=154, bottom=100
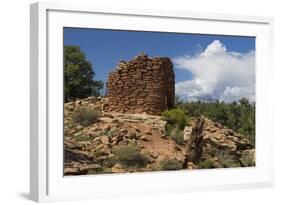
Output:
left=105, top=53, right=175, bottom=115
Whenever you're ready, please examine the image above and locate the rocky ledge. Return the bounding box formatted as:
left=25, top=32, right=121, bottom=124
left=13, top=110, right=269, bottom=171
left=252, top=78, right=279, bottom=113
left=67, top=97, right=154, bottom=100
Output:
left=64, top=97, right=255, bottom=175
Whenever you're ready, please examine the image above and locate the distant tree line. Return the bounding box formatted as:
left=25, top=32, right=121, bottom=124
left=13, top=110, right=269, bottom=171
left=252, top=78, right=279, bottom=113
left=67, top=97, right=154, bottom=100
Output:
left=64, top=45, right=104, bottom=102
left=175, top=97, right=255, bottom=145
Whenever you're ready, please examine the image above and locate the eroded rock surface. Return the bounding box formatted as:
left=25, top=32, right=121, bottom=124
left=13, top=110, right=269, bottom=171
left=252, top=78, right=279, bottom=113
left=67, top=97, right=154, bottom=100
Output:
left=183, top=117, right=254, bottom=169
left=64, top=97, right=255, bottom=175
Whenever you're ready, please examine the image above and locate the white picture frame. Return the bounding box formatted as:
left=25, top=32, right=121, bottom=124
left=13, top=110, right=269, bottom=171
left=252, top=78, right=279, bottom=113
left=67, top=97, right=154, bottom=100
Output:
left=30, top=1, right=274, bottom=202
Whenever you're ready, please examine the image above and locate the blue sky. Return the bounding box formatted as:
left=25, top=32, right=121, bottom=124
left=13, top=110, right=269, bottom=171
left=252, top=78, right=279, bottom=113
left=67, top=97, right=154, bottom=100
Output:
left=64, top=27, right=255, bottom=102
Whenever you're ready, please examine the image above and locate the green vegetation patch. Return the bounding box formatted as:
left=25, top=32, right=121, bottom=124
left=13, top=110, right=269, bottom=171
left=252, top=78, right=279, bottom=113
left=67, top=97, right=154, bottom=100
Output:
left=162, top=108, right=188, bottom=145
left=113, top=145, right=148, bottom=168
left=166, top=124, right=185, bottom=145
left=72, top=107, right=101, bottom=126
left=240, top=151, right=255, bottom=167
left=162, top=108, right=188, bottom=130
left=64, top=45, right=104, bottom=102
left=198, top=159, right=216, bottom=169
left=220, top=157, right=241, bottom=168
left=176, top=97, right=255, bottom=146
left=158, top=159, right=183, bottom=171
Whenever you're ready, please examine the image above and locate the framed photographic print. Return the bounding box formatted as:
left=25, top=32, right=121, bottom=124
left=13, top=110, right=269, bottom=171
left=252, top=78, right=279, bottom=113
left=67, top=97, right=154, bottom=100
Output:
left=30, top=2, right=274, bottom=202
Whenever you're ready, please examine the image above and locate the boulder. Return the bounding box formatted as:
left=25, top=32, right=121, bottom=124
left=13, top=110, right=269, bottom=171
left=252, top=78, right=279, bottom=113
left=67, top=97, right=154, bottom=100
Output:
left=93, top=136, right=101, bottom=142
left=100, top=136, right=110, bottom=145
left=187, top=162, right=197, bottom=170
left=64, top=139, right=82, bottom=150
left=111, top=163, right=125, bottom=173
left=100, top=124, right=110, bottom=131
left=64, top=166, right=89, bottom=175
left=125, top=130, right=137, bottom=139
left=87, top=164, right=102, bottom=172
left=183, top=126, right=192, bottom=142
left=140, top=135, right=149, bottom=141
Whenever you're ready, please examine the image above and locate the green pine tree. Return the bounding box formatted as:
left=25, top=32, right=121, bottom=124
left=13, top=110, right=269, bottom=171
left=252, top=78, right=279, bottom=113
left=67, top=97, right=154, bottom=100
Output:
left=64, top=46, right=103, bottom=102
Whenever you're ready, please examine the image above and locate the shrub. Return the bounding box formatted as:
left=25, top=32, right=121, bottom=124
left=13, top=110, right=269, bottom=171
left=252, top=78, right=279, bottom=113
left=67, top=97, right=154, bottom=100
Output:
left=162, top=109, right=188, bottom=145
left=221, top=159, right=241, bottom=168
left=72, top=107, right=100, bottom=126
left=162, top=109, right=188, bottom=130
left=219, top=158, right=241, bottom=168
left=113, top=145, right=148, bottom=168
left=73, top=134, right=90, bottom=141
left=239, top=150, right=255, bottom=167
left=198, top=159, right=215, bottom=169
left=159, top=159, right=182, bottom=171
left=217, top=152, right=241, bottom=168
left=168, top=125, right=185, bottom=145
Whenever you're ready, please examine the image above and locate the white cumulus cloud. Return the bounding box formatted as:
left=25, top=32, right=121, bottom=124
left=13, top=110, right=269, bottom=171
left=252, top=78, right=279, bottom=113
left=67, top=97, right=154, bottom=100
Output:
left=173, top=40, right=255, bottom=102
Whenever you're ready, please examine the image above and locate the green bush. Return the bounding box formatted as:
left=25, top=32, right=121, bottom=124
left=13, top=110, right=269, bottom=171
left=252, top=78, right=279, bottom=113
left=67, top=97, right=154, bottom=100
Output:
left=219, top=157, right=238, bottom=168
left=239, top=151, right=255, bottom=167
left=162, top=109, right=188, bottom=145
left=198, top=159, right=215, bottom=169
left=159, top=159, right=182, bottom=171
left=167, top=125, right=185, bottom=145
left=113, top=145, right=148, bottom=168
left=162, top=109, right=188, bottom=130
left=217, top=152, right=241, bottom=168
left=221, top=159, right=241, bottom=168
left=72, top=107, right=100, bottom=126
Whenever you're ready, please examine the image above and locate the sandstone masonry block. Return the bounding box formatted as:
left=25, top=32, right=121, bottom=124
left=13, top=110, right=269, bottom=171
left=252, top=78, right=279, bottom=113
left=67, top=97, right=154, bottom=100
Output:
left=105, top=53, right=175, bottom=115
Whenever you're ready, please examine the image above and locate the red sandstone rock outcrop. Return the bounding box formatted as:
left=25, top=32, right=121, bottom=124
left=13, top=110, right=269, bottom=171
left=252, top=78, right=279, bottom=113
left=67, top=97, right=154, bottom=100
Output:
left=104, top=53, right=175, bottom=115
left=64, top=98, right=255, bottom=175
left=183, top=117, right=254, bottom=169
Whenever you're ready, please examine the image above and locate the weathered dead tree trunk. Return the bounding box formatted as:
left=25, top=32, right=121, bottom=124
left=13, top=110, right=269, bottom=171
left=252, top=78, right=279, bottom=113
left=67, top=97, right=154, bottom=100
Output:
left=183, top=118, right=205, bottom=168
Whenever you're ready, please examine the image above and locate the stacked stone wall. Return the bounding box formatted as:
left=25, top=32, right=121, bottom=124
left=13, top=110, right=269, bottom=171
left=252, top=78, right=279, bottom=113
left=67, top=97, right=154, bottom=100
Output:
left=105, top=53, right=175, bottom=115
